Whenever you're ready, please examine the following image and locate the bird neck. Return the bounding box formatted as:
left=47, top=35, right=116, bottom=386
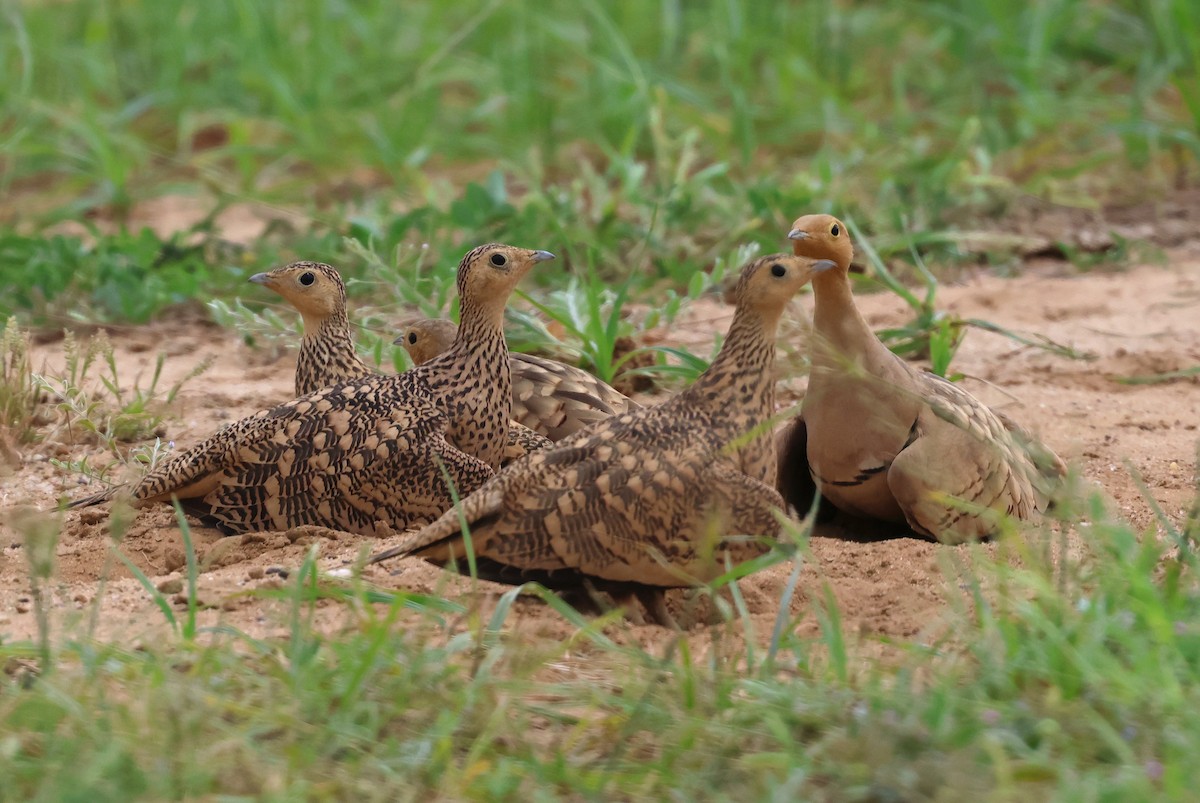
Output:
left=294, top=308, right=370, bottom=395
left=301, top=308, right=348, bottom=341
left=302, top=310, right=359, bottom=358
left=810, top=268, right=881, bottom=367
left=689, top=306, right=779, bottom=414
left=453, top=298, right=506, bottom=345
left=419, top=297, right=512, bottom=468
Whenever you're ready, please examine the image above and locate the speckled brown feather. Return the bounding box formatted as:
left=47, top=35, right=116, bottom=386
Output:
left=780, top=214, right=1065, bottom=544
left=249, top=262, right=374, bottom=396
left=70, top=244, right=555, bottom=535
left=371, top=254, right=835, bottom=621
left=502, top=422, right=554, bottom=466
left=397, top=318, right=640, bottom=441
left=254, top=265, right=551, bottom=467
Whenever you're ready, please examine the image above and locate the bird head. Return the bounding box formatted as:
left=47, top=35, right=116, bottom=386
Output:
left=786, top=214, right=853, bottom=270
left=457, top=244, right=556, bottom=310
left=249, top=262, right=347, bottom=320
left=729, top=254, right=837, bottom=315
left=393, top=318, right=458, bottom=366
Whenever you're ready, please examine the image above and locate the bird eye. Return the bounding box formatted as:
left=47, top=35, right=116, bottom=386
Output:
left=489, top=253, right=508, bottom=267
left=407, top=332, right=417, bottom=345
left=830, top=224, right=841, bottom=237
left=299, top=272, right=316, bottom=286
left=770, top=263, right=787, bottom=278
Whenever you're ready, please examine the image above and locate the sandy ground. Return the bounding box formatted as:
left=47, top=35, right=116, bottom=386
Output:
left=1, top=251, right=1198, bottom=654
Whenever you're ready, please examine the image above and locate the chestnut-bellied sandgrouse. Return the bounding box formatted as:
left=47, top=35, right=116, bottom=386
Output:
left=370, top=254, right=836, bottom=625
left=775, top=214, right=1064, bottom=544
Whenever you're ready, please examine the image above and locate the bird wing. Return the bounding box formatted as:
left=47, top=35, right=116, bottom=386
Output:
left=501, top=421, right=553, bottom=467
left=885, top=372, right=1064, bottom=543
left=378, top=409, right=783, bottom=587
left=511, top=353, right=638, bottom=440
left=130, top=374, right=469, bottom=534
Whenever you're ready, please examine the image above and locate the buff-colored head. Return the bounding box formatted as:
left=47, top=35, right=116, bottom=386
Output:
left=393, top=318, right=458, bottom=366
left=726, top=254, right=837, bottom=315
left=249, top=262, right=347, bottom=321
left=456, top=243, right=555, bottom=313
left=786, top=214, right=854, bottom=270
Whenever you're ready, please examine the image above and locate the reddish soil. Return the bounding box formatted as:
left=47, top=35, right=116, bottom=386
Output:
left=2, top=252, right=1198, bottom=654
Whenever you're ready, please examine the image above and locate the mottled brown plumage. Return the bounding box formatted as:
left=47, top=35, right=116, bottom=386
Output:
left=249, top=262, right=374, bottom=397
left=253, top=264, right=548, bottom=468
left=71, top=244, right=555, bottom=535
left=776, top=214, right=1065, bottom=544
left=396, top=318, right=640, bottom=440
left=370, top=254, right=836, bottom=624
left=502, top=423, right=554, bottom=465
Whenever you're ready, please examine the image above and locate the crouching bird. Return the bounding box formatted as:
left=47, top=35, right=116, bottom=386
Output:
left=775, top=214, right=1065, bottom=544
left=66, top=244, right=555, bottom=536
left=245, top=261, right=552, bottom=465
left=370, top=254, right=836, bottom=626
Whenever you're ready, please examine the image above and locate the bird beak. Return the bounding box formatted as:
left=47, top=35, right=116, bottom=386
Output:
left=811, top=259, right=837, bottom=274
left=248, top=272, right=271, bottom=285
left=531, top=250, right=557, bottom=263
left=391, top=334, right=407, bottom=346
left=787, top=228, right=809, bottom=241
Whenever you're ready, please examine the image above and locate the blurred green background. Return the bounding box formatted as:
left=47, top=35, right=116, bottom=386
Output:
left=1, top=0, right=1197, bottom=325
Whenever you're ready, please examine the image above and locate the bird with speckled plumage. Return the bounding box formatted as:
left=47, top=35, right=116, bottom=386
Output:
left=67, top=244, right=555, bottom=536
left=396, top=317, right=640, bottom=441
left=248, top=261, right=375, bottom=397
left=369, top=253, right=836, bottom=626
left=247, top=262, right=551, bottom=466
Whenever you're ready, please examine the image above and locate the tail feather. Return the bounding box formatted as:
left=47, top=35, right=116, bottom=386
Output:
left=368, top=484, right=505, bottom=565
left=61, top=484, right=126, bottom=510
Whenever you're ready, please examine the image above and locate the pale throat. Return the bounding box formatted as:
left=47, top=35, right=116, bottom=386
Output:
left=300, top=309, right=341, bottom=338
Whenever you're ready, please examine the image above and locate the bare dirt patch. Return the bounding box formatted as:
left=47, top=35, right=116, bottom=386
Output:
left=1, top=257, right=1197, bottom=652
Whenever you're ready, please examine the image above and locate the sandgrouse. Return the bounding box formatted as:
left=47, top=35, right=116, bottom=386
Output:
left=370, top=254, right=836, bottom=625
left=396, top=317, right=640, bottom=441
left=249, top=261, right=375, bottom=396
left=70, top=244, right=555, bottom=535
left=249, top=262, right=552, bottom=465
left=775, top=214, right=1065, bottom=544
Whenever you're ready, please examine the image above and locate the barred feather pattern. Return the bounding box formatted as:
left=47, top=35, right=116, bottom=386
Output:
left=67, top=244, right=554, bottom=535
left=370, top=254, right=833, bottom=615
left=397, top=317, right=640, bottom=441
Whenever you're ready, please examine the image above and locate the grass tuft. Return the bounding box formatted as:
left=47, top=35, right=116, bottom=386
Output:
left=0, top=316, right=40, bottom=445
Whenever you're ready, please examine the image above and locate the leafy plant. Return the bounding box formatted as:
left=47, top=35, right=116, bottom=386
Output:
left=855, top=221, right=1099, bottom=377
